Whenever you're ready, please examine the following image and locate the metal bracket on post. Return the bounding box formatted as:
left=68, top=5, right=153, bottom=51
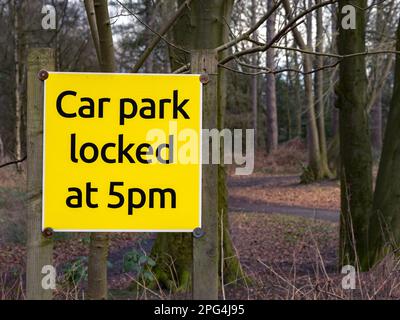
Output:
left=193, top=227, right=205, bottom=239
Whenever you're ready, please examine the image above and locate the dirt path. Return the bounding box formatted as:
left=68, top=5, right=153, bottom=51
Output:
left=228, top=175, right=340, bottom=222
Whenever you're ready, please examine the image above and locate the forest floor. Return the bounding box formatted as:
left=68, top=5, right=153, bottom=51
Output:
left=0, top=140, right=398, bottom=299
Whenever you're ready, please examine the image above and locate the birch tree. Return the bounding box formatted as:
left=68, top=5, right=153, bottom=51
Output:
left=13, top=0, right=23, bottom=172
left=265, top=0, right=278, bottom=153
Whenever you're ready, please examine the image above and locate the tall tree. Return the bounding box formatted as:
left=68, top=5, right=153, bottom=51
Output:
left=329, top=5, right=339, bottom=137
left=251, top=0, right=258, bottom=144
left=150, top=0, right=245, bottom=292
left=265, top=0, right=278, bottom=153
left=13, top=0, right=23, bottom=171
left=216, top=0, right=247, bottom=291
left=337, top=0, right=373, bottom=270
left=282, top=0, right=328, bottom=181
left=85, top=0, right=116, bottom=300
left=369, top=19, right=400, bottom=266
left=370, top=93, right=383, bottom=154
left=292, top=49, right=303, bottom=138
left=368, top=3, right=394, bottom=156
left=314, top=0, right=332, bottom=178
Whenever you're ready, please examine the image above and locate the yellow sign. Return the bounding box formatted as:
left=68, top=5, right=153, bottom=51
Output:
left=42, top=72, right=202, bottom=232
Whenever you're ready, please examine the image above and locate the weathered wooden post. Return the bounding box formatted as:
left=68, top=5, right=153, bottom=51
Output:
left=26, top=48, right=55, bottom=300
left=191, top=50, right=219, bottom=300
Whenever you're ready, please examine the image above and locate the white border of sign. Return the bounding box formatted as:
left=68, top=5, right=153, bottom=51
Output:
left=42, top=72, right=203, bottom=233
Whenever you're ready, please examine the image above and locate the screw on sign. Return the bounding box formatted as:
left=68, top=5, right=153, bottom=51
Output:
left=38, top=69, right=49, bottom=81
left=42, top=227, right=54, bottom=238
left=199, top=73, right=209, bottom=84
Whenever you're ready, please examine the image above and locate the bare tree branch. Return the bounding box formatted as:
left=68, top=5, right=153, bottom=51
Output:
left=218, top=60, right=341, bottom=76
left=215, top=0, right=283, bottom=52
left=132, top=0, right=193, bottom=72
left=115, top=0, right=190, bottom=57
left=172, top=63, right=190, bottom=74
left=0, top=155, right=27, bottom=169
left=219, top=0, right=337, bottom=65
left=271, top=45, right=400, bottom=59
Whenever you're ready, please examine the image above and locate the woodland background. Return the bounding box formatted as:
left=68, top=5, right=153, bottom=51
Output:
left=0, top=0, right=400, bottom=300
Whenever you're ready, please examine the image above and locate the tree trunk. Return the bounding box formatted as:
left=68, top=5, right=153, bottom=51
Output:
left=0, top=136, right=4, bottom=161
left=369, top=5, right=386, bottom=158
left=282, top=0, right=324, bottom=181
left=370, top=94, right=382, bottom=156
left=330, top=2, right=339, bottom=137
left=13, top=0, right=22, bottom=172
left=84, top=0, right=101, bottom=61
left=337, top=0, right=373, bottom=270
left=251, top=0, right=258, bottom=146
left=144, top=2, right=155, bottom=73
left=265, top=0, right=278, bottom=153
left=293, top=50, right=303, bottom=138
left=315, top=0, right=332, bottom=178
left=332, top=108, right=339, bottom=137
left=93, top=0, right=116, bottom=73
left=86, top=0, right=116, bottom=300
left=328, top=3, right=340, bottom=177
left=251, top=71, right=258, bottom=145
left=369, top=21, right=400, bottom=266
left=150, top=0, right=244, bottom=292
left=217, top=1, right=247, bottom=286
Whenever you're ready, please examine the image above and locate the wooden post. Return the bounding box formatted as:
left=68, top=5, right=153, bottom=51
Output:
left=26, top=48, right=55, bottom=300
left=191, top=50, right=219, bottom=300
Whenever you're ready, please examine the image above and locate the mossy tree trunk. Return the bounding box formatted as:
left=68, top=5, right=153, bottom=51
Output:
left=337, top=0, right=373, bottom=270
left=150, top=0, right=245, bottom=292
left=369, top=21, right=400, bottom=266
